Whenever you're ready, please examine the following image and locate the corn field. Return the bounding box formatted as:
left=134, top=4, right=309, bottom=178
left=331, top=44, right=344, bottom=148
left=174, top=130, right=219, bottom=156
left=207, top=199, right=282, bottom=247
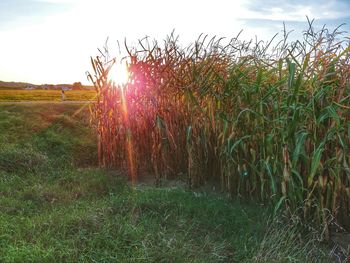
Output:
left=87, top=23, right=350, bottom=232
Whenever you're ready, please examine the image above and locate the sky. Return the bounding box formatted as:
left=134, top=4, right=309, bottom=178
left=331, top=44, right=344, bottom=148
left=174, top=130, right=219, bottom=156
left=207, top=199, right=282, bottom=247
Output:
left=0, top=0, right=349, bottom=85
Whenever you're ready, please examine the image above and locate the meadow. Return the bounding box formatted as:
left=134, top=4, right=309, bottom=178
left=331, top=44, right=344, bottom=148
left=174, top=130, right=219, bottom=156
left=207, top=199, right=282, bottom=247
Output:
left=0, top=104, right=331, bottom=262
left=0, top=90, right=96, bottom=102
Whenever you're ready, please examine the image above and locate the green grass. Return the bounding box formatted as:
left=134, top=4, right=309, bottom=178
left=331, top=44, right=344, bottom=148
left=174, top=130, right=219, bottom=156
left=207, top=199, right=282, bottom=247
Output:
left=0, top=90, right=96, bottom=101
left=0, top=104, right=330, bottom=262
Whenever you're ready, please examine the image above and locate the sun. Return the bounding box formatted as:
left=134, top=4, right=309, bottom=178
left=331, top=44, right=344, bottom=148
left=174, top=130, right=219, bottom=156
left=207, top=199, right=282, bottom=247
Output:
left=109, top=61, right=129, bottom=87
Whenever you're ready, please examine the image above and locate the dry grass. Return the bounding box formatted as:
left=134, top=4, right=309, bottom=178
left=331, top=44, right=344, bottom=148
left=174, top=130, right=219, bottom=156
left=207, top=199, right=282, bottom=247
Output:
left=0, top=90, right=96, bottom=101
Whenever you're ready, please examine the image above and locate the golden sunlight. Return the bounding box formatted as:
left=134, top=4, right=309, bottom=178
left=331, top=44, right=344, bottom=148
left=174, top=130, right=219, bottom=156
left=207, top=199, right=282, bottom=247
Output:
left=109, top=62, right=129, bottom=87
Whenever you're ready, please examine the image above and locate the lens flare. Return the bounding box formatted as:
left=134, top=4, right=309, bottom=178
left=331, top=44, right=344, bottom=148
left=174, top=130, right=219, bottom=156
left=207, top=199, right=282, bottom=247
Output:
left=109, top=62, right=129, bottom=87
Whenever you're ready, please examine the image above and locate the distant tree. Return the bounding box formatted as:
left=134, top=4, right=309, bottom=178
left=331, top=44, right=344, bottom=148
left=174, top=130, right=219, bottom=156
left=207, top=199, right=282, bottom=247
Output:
left=72, top=82, right=83, bottom=90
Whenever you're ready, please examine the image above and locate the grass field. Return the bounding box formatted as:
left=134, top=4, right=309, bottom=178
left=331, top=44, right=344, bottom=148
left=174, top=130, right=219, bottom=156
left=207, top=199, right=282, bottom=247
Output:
left=0, top=90, right=96, bottom=101
left=0, top=104, right=331, bottom=262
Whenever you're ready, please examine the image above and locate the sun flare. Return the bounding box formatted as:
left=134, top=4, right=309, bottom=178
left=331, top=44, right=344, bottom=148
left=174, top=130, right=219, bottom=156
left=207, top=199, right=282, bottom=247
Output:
left=109, top=62, right=129, bottom=87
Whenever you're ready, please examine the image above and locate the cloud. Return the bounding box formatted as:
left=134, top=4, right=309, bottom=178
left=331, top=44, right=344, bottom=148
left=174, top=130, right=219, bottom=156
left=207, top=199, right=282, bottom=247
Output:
left=243, top=0, right=350, bottom=21
left=238, top=0, right=350, bottom=40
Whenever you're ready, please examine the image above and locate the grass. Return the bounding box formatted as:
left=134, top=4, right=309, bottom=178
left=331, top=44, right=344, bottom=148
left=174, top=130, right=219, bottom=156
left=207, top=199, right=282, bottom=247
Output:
left=0, top=90, right=96, bottom=101
left=0, top=104, right=331, bottom=262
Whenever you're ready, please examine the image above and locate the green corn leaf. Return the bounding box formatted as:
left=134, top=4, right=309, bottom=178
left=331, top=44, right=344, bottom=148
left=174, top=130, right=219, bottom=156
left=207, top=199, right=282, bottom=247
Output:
left=229, top=135, right=250, bottom=154
left=308, top=142, right=325, bottom=187
left=274, top=196, right=286, bottom=215
left=186, top=126, right=192, bottom=145
left=317, top=105, right=340, bottom=126
left=292, top=131, right=308, bottom=166
left=288, top=62, right=296, bottom=90
left=265, top=161, right=277, bottom=195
